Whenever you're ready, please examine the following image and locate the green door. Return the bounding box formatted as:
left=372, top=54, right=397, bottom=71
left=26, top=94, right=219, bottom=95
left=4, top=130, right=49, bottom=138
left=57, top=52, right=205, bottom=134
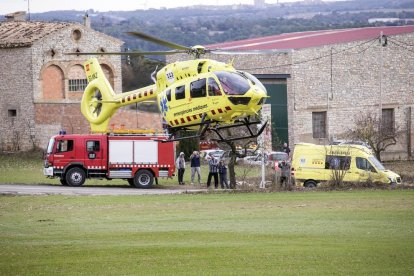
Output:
left=263, top=82, right=288, bottom=149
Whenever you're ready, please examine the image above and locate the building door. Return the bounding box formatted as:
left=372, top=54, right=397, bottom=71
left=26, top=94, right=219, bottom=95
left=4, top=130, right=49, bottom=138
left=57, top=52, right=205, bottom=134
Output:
left=261, top=81, right=288, bottom=150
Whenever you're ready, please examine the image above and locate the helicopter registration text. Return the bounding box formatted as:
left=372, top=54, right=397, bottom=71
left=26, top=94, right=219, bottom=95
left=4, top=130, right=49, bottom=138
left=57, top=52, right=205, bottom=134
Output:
left=87, top=72, right=98, bottom=82
left=174, top=104, right=208, bottom=117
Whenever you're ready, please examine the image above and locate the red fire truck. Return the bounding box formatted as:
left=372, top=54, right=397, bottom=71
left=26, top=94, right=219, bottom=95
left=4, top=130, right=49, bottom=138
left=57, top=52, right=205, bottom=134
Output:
left=43, top=133, right=176, bottom=188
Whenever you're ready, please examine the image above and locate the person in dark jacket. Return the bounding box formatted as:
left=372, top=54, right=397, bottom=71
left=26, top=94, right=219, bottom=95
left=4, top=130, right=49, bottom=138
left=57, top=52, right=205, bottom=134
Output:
left=218, top=160, right=229, bottom=189
left=206, top=153, right=219, bottom=188
left=190, top=151, right=201, bottom=185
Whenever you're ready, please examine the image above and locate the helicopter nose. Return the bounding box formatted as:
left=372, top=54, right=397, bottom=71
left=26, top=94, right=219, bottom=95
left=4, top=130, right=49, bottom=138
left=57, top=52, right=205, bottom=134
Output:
left=251, top=87, right=267, bottom=105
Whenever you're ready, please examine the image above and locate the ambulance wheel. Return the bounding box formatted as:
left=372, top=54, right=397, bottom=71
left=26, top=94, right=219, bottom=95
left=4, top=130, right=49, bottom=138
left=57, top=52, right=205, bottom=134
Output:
left=60, top=177, right=68, bottom=186
left=134, top=169, right=154, bottom=189
left=304, top=180, right=317, bottom=188
left=66, top=167, right=86, bottom=187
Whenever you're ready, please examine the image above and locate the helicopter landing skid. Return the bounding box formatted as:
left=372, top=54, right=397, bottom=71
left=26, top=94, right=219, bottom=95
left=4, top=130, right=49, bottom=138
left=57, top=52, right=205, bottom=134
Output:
left=209, top=118, right=268, bottom=143
left=159, top=117, right=267, bottom=143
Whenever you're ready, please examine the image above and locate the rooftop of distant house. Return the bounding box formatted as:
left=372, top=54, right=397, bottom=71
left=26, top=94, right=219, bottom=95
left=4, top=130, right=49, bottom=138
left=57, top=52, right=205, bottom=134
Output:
left=207, top=25, right=414, bottom=51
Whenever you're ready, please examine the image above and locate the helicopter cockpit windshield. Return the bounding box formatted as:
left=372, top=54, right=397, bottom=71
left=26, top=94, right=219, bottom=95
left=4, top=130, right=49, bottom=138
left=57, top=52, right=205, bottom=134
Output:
left=215, top=71, right=250, bottom=95
left=238, top=71, right=267, bottom=95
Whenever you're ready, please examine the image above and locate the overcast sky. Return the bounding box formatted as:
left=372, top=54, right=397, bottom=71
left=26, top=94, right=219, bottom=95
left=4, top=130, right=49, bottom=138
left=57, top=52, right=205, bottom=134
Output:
left=0, top=0, right=338, bottom=14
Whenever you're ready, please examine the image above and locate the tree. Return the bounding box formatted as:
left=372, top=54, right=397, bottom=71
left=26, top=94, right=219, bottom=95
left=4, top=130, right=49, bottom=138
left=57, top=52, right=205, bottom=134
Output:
left=220, top=137, right=257, bottom=189
left=205, top=122, right=259, bottom=189
left=176, top=131, right=199, bottom=161
left=346, top=111, right=399, bottom=161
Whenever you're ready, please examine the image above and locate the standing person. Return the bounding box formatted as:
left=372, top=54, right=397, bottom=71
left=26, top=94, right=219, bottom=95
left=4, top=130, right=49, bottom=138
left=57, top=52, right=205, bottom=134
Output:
left=176, top=152, right=186, bottom=185
left=190, top=151, right=201, bottom=185
left=206, top=153, right=219, bottom=189
left=278, top=160, right=291, bottom=189
left=283, top=142, right=291, bottom=156
left=218, top=160, right=229, bottom=189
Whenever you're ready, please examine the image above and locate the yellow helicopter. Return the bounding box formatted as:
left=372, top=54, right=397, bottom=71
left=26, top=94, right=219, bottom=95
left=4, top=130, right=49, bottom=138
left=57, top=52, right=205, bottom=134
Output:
left=75, top=32, right=281, bottom=142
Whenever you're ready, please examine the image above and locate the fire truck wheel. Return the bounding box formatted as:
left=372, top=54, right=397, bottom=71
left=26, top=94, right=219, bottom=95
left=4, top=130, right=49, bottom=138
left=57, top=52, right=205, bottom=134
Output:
left=127, top=179, right=135, bottom=187
left=134, top=169, right=154, bottom=189
left=66, top=167, right=86, bottom=187
left=60, top=177, right=68, bottom=186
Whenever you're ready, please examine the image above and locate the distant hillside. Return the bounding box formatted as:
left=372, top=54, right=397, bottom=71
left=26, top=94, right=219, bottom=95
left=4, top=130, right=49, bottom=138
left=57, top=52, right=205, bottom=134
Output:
left=2, top=0, right=413, bottom=53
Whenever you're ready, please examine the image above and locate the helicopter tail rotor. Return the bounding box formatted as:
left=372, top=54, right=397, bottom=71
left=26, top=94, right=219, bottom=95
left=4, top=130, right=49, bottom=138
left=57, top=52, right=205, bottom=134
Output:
left=81, top=58, right=120, bottom=132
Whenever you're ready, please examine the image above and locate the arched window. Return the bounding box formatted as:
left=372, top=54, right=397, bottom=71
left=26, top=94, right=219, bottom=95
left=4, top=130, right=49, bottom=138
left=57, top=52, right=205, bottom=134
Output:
left=68, top=64, right=87, bottom=92
left=101, top=64, right=115, bottom=89
left=41, top=65, right=64, bottom=99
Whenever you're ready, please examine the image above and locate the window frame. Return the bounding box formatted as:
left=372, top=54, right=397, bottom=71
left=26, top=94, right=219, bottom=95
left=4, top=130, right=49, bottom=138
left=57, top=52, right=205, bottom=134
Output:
left=382, top=108, right=394, bottom=134
left=175, top=85, right=186, bottom=100
left=312, top=111, right=327, bottom=139
left=325, top=155, right=351, bottom=170
left=56, top=140, right=74, bottom=153
left=86, top=140, right=100, bottom=152
left=190, top=78, right=207, bottom=99
left=165, top=89, right=171, bottom=102
left=356, top=157, right=376, bottom=173
left=208, top=77, right=222, bottom=96
left=68, top=78, right=88, bottom=92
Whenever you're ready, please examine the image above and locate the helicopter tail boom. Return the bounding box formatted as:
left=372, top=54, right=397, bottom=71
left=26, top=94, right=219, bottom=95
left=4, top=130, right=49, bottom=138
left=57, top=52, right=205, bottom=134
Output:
left=81, top=58, right=157, bottom=133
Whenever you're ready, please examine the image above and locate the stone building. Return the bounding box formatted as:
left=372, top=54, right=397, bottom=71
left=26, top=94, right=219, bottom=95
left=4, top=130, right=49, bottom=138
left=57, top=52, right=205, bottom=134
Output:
left=171, top=25, right=414, bottom=160
left=0, top=13, right=162, bottom=151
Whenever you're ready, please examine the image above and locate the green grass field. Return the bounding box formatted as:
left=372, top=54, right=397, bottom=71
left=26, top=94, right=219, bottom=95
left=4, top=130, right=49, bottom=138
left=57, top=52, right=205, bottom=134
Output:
left=0, top=151, right=262, bottom=187
left=1, top=191, right=413, bottom=275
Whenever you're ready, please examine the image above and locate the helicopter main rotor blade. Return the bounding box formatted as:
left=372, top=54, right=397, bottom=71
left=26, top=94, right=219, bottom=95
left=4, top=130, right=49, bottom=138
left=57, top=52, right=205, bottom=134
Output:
left=66, top=50, right=188, bottom=56
left=127, top=31, right=191, bottom=51
left=208, top=49, right=293, bottom=55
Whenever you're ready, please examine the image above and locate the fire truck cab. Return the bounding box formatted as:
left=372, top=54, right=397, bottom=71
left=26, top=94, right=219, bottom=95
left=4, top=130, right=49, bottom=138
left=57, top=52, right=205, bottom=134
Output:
left=43, top=133, right=176, bottom=188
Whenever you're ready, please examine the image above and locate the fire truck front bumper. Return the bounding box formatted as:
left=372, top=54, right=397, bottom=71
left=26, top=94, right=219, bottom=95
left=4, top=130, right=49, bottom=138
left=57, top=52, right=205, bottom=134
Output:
left=43, top=167, right=54, bottom=176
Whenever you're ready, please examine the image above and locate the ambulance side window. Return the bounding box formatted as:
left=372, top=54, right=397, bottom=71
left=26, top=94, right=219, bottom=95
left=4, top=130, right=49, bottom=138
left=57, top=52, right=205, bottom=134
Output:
left=325, top=155, right=350, bottom=170
left=356, top=157, right=376, bottom=172
left=86, top=140, right=100, bottom=152
left=56, top=140, right=74, bottom=152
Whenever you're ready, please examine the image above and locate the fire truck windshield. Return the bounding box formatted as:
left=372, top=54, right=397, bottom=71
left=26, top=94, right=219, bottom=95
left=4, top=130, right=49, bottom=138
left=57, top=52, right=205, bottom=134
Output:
left=47, top=138, right=55, bottom=154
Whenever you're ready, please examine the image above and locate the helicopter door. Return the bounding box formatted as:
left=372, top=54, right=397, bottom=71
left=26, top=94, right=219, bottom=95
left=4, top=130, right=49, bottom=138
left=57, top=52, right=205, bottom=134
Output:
left=207, top=78, right=222, bottom=111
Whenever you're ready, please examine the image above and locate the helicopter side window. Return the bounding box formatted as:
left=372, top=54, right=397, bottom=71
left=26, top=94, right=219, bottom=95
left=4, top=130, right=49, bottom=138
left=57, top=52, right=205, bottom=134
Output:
left=166, top=89, right=171, bottom=101
left=208, top=78, right=221, bottom=96
left=175, top=85, right=185, bottom=100
left=190, top=79, right=206, bottom=98
left=215, top=71, right=250, bottom=95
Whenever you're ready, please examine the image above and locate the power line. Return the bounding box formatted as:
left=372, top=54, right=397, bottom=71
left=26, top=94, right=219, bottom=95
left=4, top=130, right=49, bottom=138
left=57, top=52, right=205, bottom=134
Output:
left=387, top=36, right=414, bottom=47
left=387, top=38, right=414, bottom=55
left=239, top=37, right=379, bottom=71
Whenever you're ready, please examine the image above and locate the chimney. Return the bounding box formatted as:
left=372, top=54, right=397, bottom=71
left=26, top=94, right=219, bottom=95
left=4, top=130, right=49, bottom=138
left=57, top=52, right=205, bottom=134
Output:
left=83, top=12, right=91, bottom=28
left=5, top=11, right=27, bottom=22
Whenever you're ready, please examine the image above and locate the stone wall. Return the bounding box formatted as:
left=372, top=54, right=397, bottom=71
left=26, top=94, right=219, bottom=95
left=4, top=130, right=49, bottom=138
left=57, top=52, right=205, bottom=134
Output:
left=290, top=32, right=414, bottom=159
left=0, top=47, right=35, bottom=151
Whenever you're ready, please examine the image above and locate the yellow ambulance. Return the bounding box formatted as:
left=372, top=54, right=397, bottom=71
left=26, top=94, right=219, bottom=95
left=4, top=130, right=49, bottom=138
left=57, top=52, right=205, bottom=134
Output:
left=291, top=143, right=401, bottom=187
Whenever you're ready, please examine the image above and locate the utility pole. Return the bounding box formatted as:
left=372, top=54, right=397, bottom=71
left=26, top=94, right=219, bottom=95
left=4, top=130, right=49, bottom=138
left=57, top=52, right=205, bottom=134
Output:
left=25, top=0, right=30, bottom=20
left=380, top=31, right=383, bottom=119
left=379, top=31, right=388, bottom=121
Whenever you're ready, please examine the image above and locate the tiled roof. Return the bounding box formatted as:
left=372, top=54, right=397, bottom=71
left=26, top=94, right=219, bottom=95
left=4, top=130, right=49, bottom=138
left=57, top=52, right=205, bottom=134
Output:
left=0, top=21, right=71, bottom=48
left=207, top=25, right=414, bottom=51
